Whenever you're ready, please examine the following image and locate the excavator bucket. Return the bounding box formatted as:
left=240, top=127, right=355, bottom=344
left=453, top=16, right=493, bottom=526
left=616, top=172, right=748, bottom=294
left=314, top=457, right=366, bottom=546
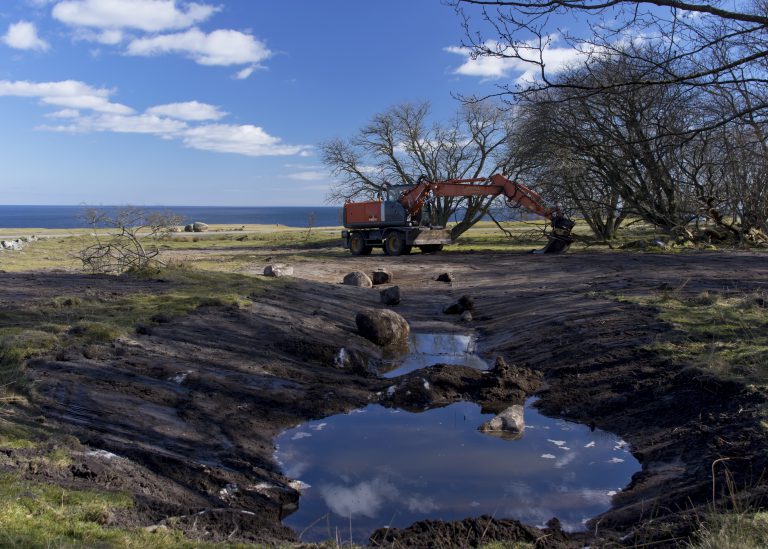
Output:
left=533, top=235, right=573, bottom=254
left=532, top=215, right=575, bottom=254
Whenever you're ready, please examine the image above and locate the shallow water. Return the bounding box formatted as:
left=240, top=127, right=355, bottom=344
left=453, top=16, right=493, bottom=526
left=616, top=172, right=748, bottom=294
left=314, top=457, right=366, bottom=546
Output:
left=377, top=333, right=489, bottom=378
left=275, top=400, right=639, bottom=543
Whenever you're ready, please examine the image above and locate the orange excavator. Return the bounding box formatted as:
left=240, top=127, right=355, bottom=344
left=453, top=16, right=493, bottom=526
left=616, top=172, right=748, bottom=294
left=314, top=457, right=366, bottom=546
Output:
left=341, top=174, right=574, bottom=256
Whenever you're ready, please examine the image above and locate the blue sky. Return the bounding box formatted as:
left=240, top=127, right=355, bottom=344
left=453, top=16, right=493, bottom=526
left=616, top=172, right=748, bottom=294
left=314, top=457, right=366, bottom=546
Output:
left=0, top=0, right=577, bottom=206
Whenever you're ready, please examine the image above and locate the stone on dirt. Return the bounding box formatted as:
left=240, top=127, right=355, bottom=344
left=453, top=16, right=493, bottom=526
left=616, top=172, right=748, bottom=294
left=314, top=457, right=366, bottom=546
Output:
left=192, top=222, right=209, bottom=232
left=264, top=264, right=294, bottom=277
left=444, top=295, right=474, bottom=315
left=343, top=271, right=373, bottom=288
left=371, top=269, right=393, bottom=285
left=436, top=272, right=454, bottom=283
left=355, top=308, right=410, bottom=347
left=479, top=404, right=525, bottom=439
left=380, top=286, right=401, bottom=306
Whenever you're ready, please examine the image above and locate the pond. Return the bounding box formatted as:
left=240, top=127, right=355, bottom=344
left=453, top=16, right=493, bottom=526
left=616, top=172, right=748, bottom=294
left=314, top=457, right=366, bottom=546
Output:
left=376, top=332, right=490, bottom=378
left=275, top=399, right=639, bottom=544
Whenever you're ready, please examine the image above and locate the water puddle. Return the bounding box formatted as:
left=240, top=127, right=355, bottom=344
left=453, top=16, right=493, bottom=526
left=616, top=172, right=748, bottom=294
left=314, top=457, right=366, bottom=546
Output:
left=377, top=333, right=489, bottom=378
left=275, top=400, right=639, bottom=543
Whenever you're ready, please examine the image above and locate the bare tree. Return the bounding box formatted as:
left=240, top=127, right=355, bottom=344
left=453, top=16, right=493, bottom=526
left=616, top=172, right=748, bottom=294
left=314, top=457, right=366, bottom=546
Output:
left=451, top=0, right=768, bottom=110
left=78, top=207, right=182, bottom=274
left=322, top=101, right=518, bottom=238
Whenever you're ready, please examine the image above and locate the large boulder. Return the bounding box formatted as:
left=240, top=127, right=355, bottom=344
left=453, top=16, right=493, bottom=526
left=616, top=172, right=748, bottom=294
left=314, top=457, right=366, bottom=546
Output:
left=478, top=405, right=525, bottom=439
left=356, top=308, right=410, bottom=347
left=263, top=264, right=294, bottom=277
left=183, top=224, right=194, bottom=232
left=192, top=222, right=209, bottom=232
left=380, top=286, right=401, bottom=306
left=343, top=271, right=373, bottom=288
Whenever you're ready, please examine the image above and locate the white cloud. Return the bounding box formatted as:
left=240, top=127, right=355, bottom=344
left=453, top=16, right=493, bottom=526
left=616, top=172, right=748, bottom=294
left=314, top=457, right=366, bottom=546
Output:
left=0, top=80, right=133, bottom=114
left=2, top=21, right=50, bottom=51
left=43, top=112, right=188, bottom=136
left=446, top=38, right=582, bottom=82
left=96, top=29, right=124, bottom=44
left=2, top=78, right=309, bottom=158
left=127, top=28, right=271, bottom=66
left=46, top=108, right=81, bottom=118
left=287, top=170, right=328, bottom=181
left=181, top=124, right=310, bottom=156
left=146, top=100, right=226, bottom=121
left=234, top=66, right=256, bottom=80
left=52, top=0, right=217, bottom=32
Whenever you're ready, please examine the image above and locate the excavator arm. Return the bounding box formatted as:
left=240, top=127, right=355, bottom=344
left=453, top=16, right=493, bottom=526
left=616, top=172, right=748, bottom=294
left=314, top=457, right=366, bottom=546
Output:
left=398, top=174, right=575, bottom=253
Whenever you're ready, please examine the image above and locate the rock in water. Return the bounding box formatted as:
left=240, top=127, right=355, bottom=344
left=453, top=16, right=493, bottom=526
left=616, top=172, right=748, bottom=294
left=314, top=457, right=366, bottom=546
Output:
left=479, top=405, right=525, bottom=439
left=356, top=309, right=410, bottom=347
left=436, top=272, right=454, bottom=283
left=264, top=264, right=294, bottom=277
left=343, top=271, right=373, bottom=288
left=192, top=222, right=209, bottom=232
left=380, top=286, right=401, bottom=306
left=371, top=269, right=393, bottom=285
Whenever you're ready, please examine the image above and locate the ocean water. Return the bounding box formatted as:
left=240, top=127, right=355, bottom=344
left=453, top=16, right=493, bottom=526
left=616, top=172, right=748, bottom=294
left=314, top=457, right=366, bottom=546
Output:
left=0, top=205, right=342, bottom=229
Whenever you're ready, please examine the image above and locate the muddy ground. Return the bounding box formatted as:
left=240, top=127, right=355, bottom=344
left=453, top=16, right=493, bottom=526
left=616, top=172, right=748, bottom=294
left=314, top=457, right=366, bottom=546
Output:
left=2, top=249, right=768, bottom=547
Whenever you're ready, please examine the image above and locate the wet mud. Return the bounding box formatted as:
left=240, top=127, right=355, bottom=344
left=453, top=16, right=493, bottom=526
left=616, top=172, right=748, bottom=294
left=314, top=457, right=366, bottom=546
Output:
left=2, top=250, right=768, bottom=546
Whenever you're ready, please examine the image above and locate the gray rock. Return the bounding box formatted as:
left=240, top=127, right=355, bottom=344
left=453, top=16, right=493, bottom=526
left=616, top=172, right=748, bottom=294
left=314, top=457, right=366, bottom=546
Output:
left=356, top=308, right=410, bottom=347
left=183, top=224, right=194, bottom=232
left=380, top=285, right=401, bottom=306
left=460, top=311, right=473, bottom=322
left=371, top=269, right=393, bottom=285
left=343, top=271, right=373, bottom=288
left=264, top=264, right=294, bottom=277
left=192, top=222, right=209, bottom=232
left=443, top=295, right=475, bottom=315
left=479, top=405, right=525, bottom=439
left=436, top=272, right=454, bottom=283
left=651, top=239, right=669, bottom=249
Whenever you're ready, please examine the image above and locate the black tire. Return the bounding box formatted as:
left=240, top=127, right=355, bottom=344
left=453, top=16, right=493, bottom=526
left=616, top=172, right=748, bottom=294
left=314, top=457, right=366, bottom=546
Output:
left=419, top=244, right=443, bottom=254
left=349, top=233, right=372, bottom=256
left=383, top=231, right=407, bottom=256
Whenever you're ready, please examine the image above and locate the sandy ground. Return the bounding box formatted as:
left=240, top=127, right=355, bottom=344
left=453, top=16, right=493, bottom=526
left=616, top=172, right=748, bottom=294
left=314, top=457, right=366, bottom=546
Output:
left=2, top=248, right=768, bottom=546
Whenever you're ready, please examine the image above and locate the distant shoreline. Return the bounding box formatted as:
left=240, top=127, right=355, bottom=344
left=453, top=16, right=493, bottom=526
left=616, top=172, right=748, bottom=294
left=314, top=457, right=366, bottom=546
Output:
left=0, top=205, right=342, bottom=230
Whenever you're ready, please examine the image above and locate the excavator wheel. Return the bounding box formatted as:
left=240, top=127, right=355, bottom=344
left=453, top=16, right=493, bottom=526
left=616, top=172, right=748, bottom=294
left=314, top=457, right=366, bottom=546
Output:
left=349, top=233, right=373, bottom=256
left=383, top=231, right=407, bottom=256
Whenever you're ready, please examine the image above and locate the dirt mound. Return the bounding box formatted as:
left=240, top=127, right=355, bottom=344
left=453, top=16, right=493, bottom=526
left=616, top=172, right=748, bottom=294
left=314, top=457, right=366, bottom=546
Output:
left=370, top=516, right=584, bottom=548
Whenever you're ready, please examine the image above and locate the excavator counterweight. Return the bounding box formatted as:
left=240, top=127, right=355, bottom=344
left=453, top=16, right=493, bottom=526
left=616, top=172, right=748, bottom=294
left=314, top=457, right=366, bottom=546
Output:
left=340, top=174, right=574, bottom=256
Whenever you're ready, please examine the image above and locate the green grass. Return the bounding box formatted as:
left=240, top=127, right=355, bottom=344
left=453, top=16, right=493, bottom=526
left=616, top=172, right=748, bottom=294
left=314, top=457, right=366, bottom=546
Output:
left=627, top=290, right=768, bottom=387
left=691, top=512, right=768, bottom=549
left=0, top=474, right=243, bottom=548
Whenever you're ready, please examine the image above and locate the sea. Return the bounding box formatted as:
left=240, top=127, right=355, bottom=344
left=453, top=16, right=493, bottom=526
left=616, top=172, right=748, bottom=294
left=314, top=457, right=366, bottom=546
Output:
left=0, top=205, right=343, bottom=229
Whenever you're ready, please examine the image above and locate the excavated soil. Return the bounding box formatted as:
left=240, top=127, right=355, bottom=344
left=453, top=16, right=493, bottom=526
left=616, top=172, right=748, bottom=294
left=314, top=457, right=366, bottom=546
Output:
left=2, top=249, right=768, bottom=547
